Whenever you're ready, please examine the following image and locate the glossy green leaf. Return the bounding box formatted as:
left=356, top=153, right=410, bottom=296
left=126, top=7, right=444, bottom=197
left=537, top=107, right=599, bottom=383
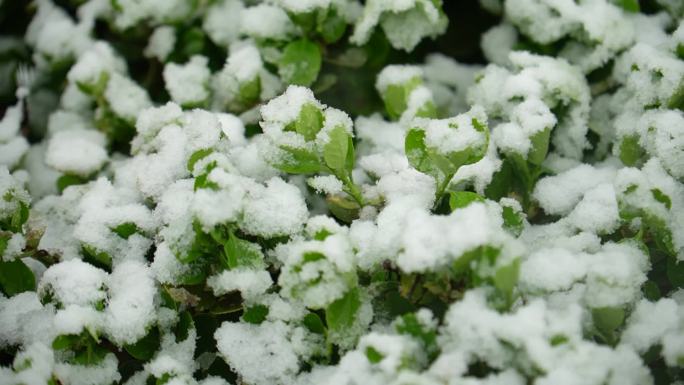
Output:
left=317, top=7, right=347, bottom=43
left=651, top=188, right=672, bottom=210
left=242, top=304, right=269, bottom=324
left=174, top=311, right=194, bottom=342
left=81, top=244, right=112, bottom=271
left=303, top=313, right=326, bottom=334
left=493, top=258, right=520, bottom=301
left=187, top=148, right=214, bottom=173
left=0, top=258, right=35, bottom=296
left=614, top=0, right=639, bottom=12
left=383, top=77, right=421, bottom=120
left=125, top=327, right=160, bottom=361
left=365, top=346, right=384, bottom=363
left=619, top=135, right=644, bottom=167
left=0, top=234, right=9, bottom=256
left=238, top=75, right=261, bottom=106
left=284, top=103, right=324, bottom=141
left=323, top=126, right=350, bottom=174
left=223, top=232, right=265, bottom=270
left=592, top=306, right=624, bottom=345
left=405, top=129, right=432, bottom=175
left=448, top=191, right=485, bottom=211
left=275, top=145, right=323, bottom=174
left=111, top=222, right=140, bottom=240
left=279, top=39, right=322, bottom=87
left=527, top=127, right=551, bottom=166
left=326, top=287, right=360, bottom=333
left=57, top=174, right=88, bottom=193
left=502, top=205, right=524, bottom=236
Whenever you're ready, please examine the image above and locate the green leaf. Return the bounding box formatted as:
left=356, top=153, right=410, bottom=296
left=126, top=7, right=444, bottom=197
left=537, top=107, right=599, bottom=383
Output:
left=323, top=126, right=351, bottom=174
left=317, top=7, right=347, bottom=43
left=667, top=256, right=684, bottom=289
left=57, top=174, right=88, bottom=193
left=493, top=258, right=520, bottom=302
left=4, top=202, right=29, bottom=233
left=527, top=127, right=551, bottom=166
left=222, top=232, right=265, bottom=270
left=125, top=327, right=160, bottom=361
left=0, top=258, right=36, bottom=296
left=70, top=343, right=108, bottom=366
left=76, top=72, right=109, bottom=97
left=405, top=129, right=432, bottom=175
left=326, top=287, right=361, bottom=333
left=52, top=334, right=78, bottom=350
left=242, top=304, right=269, bottom=324
left=303, top=313, right=326, bottom=334
left=484, top=160, right=514, bottom=201
left=614, top=0, right=640, bottom=12
left=279, top=39, right=322, bottom=87
left=365, top=346, right=384, bottom=363
left=326, top=195, right=360, bottom=223
left=284, top=103, right=324, bottom=141
left=395, top=312, right=438, bottom=359
left=651, top=188, right=672, bottom=210
left=448, top=191, right=485, bottom=211
left=313, top=229, right=333, bottom=241
left=275, top=145, right=323, bottom=174
left=383, top=77, right=421, bottom=120
left=81, top=244, right=112, bottom=271
left=174, top=311, right=193, bottom=342
left=187, top=148, right=214, bottom=173
left=0, top=233, right=9, bottom=256
left=642, top=280, right=661, bottom=301
left=643, top=215, right=676, bottom=256
left=668, top=81, right=684, bottom=111
left=550, top=334, right=569, bottom=346
left=345, top=134, right=355, bottom=175
left=193, top=161, right=219, bottom=191
left=179, top=27, right=205, bottom=58
left=238, top=75, right=261, bottom=106
left=502, top=205, right=524, bottom=236
left=592, top=306, right=624, bottom=345
left=111, top=222, right=140, bottom=240
left=619, top=135, right=644, bottom=167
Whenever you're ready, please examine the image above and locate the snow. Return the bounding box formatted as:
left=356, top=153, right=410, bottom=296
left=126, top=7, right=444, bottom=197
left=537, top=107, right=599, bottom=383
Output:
left=277, top=0, right=331, bottom=13
left=240, top=4, right=295, bottom=41
left=0, top=292, right=54, bottom=347
left=104, top=260, right=157, bottom=345
left=351, top=0, right=448, bottom=51
left=5, top=2, right=684, bottom=383
left=308, top=175, right=344, bottom=195
left=481, top=23, right=517, bottom=66
left=261, top=85, right=324, bottom=133
left=67, top=42, right=125, bottom=87
left=45, top=129, right=108, bottom=176
left=39, top=259, right=108, bottom=307
left=104, top=72, right=152, bottom=122
left=215, top=321, right=300, bottom=385
left=203, top=0, right=244, bottom=47
left=163, top=56, right=211, bottom=107
left=621, top=298, right=680, bottom=353
left=375, top=65, right=423, bottom=94
left=277, top=234, right=356, bottom=308
left=533, top=164, right=617, bottom=216
left=240, top=177, right=309, bottom=238
left=207, top=268, right=273, bottom=300
left=54, top=353, right=121, bottom=385
left=145, top=26, right=176, bottom=61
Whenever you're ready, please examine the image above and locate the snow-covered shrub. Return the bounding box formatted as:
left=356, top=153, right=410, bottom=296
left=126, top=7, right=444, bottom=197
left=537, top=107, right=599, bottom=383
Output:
left=0, top=0, right=683, bottom=384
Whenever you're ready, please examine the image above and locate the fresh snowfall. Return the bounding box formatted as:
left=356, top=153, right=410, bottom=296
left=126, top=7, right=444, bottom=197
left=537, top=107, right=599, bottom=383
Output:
left=0, top=0, right=683, bottom=385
